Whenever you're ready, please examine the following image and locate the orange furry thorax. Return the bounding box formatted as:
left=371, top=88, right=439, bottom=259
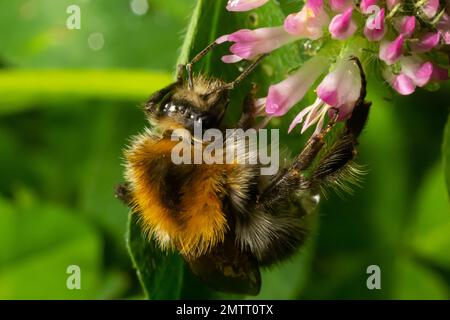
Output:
left=125, top=131, right=231, bottom=258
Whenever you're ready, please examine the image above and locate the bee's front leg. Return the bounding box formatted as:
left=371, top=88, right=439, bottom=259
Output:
left=237, top=83, right=260, bottom=130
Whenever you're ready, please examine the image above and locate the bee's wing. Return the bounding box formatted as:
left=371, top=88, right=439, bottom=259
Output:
left=184, top=231, right=261, bottom=296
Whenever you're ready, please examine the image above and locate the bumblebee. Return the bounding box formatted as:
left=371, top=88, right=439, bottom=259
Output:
left=116, top=43, right=371, bottom=295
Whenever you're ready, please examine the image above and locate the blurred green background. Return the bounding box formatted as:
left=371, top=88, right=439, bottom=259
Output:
left=0, top=0, right=449, bottom=300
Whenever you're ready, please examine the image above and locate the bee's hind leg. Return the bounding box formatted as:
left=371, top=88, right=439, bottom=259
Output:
left=236, top=88, right=371, bottom=267
left=232, top=123, right=337, bottom=266
left=258, top=93, right=371, bottom=209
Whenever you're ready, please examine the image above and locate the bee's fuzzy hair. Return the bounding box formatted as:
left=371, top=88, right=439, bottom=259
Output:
left=171, top=74, right=225, bottom=111
left=310, top=133, right=368, bottom=197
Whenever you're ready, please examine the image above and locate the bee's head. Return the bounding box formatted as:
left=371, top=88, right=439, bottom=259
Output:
left=144, top=76, right=229, bottom=133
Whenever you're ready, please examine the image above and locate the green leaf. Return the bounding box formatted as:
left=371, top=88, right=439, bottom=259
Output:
left=126, top=212, right=184, bottom=299
left=177, top=0, right=208, bottom=67
left=77, top=104, right=143, bottom=241
left=443, top=114, right=450, bottom=197
left=408, top=162, right=450, bottom=270
left=392, top=257, right=449, bottom=299
left=0, top=197, right=102, bottom=299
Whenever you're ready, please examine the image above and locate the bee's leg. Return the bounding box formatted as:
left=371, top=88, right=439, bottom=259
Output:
left=236, top=59, right=371, bottom=266
left=308, top=100, right=371, bottom=191
left=305, top=57, right=371, bottom=189
left=293, top=55, right=368, bottom=171
left=235, top=164, right=314, bottom=266
left=237, top=102, right=371, bottom=266
left=232, top=123, right=338, bottom=266
left=260, top=94, right=371, bottom=206
left=292, top=113, right=339, bottom=170
left=237, top=83, right=259, bottom=130
left=114, top=183, right=133, bottom=207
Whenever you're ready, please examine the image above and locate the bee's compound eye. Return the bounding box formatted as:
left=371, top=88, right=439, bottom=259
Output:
left=177, top=105, right=187, bottom=115
left=168, top=103, right=176, bottom=112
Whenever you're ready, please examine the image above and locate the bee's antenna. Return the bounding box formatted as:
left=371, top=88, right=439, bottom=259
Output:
left=203, top=53, right=267, bottom=106
left=184, top=41, right=219, bottom=90
left=219, top=54, right=268, bottom=91
left=182, top=41, right=267, bottom=93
